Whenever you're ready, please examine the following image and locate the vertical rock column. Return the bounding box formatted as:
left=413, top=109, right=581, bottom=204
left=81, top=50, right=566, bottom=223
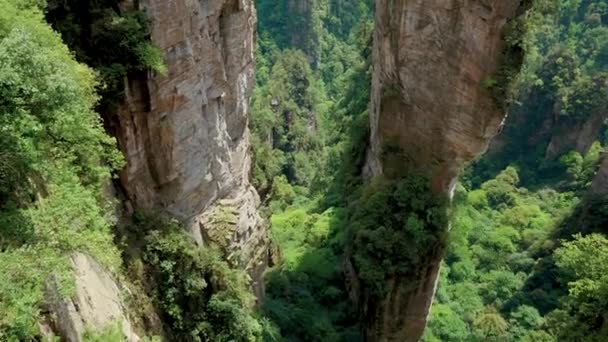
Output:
left=358, top=0, right=524, bottom=340
left=109, top=0, right=268, bottom=296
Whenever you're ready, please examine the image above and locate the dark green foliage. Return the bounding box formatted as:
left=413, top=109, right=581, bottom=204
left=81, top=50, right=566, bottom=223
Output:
left=126, top=214, right=275, bottom=342
left=252, top=0, right=373, bottom=198
left=517, top=0, right=608, bottom=119
left=427, top=150, right=608, bottom=341
left=0, top=0, right=122, bottom=338
left=256, top=0, right=371, bottom=69
left=257, top=0, right=608, bottom=340
left=46, top=0, right=165, bottom=111
left=257, top=39, right=371, bottom=342
left=256, top=0, right=321, bottom=62
left=484, top=12, right=527, bottom=109
left=449, top=7, right=608, bottom=337
left=263, top=206, right=361, bottom=341
left=547, top=233, right=608, bottom=341
left=252, top=2, right=373, bottom=339
left=468, top=0, right=608, bottom=189
left=325, top=0, right=373, bottom=40
left=350, top=177, right=449, bottom=297
left=250, top=49, right=325, bottom=191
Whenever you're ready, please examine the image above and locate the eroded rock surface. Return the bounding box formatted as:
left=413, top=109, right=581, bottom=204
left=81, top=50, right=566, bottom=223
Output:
left=45, top=253, right=139, bottom=342
left=487, top=105, right=608, bottom=161
left=109, top=0, right=268, bottom=286
left=545, top=110, right=607, bottom=159
left=358, top=1, right=524, bottom=341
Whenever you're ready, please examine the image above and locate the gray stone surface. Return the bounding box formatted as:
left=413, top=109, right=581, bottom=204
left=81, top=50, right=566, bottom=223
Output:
left=111, top=0, right=268, bottom=286
left=45, top=253, right=138, bottom=342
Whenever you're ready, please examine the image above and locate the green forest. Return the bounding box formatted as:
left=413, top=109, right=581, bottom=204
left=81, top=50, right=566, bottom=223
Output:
left=253, top=0, right=608, bottom=341
left=0, top=0, right=607, bottom=341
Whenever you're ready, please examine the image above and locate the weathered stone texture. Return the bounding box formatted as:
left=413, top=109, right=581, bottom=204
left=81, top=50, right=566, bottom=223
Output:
left=360, top=1, right=524, bottom=341
left=366, top=0, right=522, bottom=193
left=110, top=0, right=268, bottom=282
left=45, top=253, right=139, bottom=342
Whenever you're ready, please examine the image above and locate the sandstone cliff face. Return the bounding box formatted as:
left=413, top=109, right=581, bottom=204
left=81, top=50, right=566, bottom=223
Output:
left=110, top=0, right=268, bottom=293
left=360, top=1, right=524, bottom=340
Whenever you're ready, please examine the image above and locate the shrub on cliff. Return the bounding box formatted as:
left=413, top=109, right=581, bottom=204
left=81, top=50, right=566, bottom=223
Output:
left=127, top=214, right=278, bottom=342
left=0, top=0, right=122, bottom=338
left=349, top=176, right=449, bottom=298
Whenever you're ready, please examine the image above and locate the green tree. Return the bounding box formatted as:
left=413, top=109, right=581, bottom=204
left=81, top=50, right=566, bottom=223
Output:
left=473, top=307, right=509, bottom=341
left=426, top=304, right=470, bottom=341
left=509, top=305, right=544, bottom=340
left=0, top=0, right=122, bottom=339
left=549, top=233, right=608, bottom=340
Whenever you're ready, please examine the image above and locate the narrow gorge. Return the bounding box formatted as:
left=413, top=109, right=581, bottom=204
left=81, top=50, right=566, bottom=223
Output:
left=1, top=0, right=608, bottom=341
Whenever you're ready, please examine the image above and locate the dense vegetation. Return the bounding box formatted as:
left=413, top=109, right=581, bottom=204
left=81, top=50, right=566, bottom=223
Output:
left=250, top=0, right=375, bottom=340
left=349, top=176, right=449, bottom=298
left=253, top=0, right=608, bottom=341
left=472, top=0, right=608, bottom=186
left=2, top=0, right=607, bottom=340
left=0, top=0, right=123, bottom=338
left=423, top=1, right=608, bottom=341
left=45, top=0, right=165, bottom=112
left=0, top=0, right=272, bottom=340
left=119, top=214, right=278, bottom=341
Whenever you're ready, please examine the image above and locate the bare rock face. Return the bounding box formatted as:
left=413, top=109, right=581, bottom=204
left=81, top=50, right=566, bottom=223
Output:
left=359, top=1, right=524, bottom=340
left=545, top=109, right=607, bottom=159
left=489, top=104, right=608, bottom=160
left=366, top=0, right=522, bottom=193
left=110, top=0, right=268, bottom=289
left=45, top=253, right=139, bottom=342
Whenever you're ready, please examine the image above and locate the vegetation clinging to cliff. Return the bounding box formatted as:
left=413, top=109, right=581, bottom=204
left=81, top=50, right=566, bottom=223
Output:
left=0, top=0, right=122, bottom=338
left=471, top=0, right=608, bottom=188
left=349, top=176, right=449, bottom=298
left=255, top=1, right=608, bottom=341
left=423, top=3, right=608, bottom=337
left=46, top=0, right=166, bottom=111
left=251, top=1, right=374, bottom=340
left=121, top=214, right=279, bottom=342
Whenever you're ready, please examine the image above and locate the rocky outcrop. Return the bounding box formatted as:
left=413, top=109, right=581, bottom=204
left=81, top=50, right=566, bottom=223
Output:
left=591, top=154, right=608, bottom=196
left=358, top=1, right=525, bottom=341
left=109, top=0, right=268, bottom=291
left=45, top=253, right=139, bottom=342
left=545, top=109, right=607, bottom=159
left=487, top=104, right=607, bottom=161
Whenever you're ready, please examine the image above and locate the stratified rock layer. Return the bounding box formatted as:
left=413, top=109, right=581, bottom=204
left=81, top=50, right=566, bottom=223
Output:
left=110, top=0, right=268, bottom=289
left=360, top=1, right=524, bottom=341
